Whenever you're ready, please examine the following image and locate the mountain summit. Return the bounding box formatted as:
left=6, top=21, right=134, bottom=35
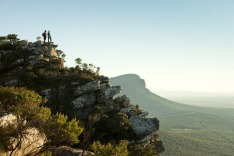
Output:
left=110, top=74, right=185, bottom=116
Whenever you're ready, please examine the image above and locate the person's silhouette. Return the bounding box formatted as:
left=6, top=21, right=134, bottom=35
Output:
left=48, top=30, right=52, bottom=43
left=42, top=30, right=47, bottom=43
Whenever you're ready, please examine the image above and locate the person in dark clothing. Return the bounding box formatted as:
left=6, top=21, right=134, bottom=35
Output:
left=47, top=30, right=52, bottom=43
left=42, top=30, right=46, bottom=43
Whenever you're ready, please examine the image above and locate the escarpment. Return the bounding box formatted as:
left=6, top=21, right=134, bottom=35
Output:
left=0, top=36, right=164, bottom=155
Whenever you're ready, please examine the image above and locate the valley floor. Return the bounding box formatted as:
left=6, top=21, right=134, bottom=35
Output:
left=158, top=108, right=234, bottom=156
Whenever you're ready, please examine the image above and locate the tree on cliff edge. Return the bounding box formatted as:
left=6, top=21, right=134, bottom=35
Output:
left=0, top=86, right=83, bottom=154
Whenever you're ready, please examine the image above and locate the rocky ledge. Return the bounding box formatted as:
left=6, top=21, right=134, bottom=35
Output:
left=65, top=76, right=164, bottom=152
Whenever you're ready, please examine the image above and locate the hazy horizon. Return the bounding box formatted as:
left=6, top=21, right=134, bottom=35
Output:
left=1, top=0, right=234, bottom=93
left=153, top=89, right=234, bottom=108
left=111, top=73, right=234, bottom=108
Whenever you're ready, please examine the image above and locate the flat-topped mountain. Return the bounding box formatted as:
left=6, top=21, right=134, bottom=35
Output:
left=110, top=74, right=192, bottom=117
left=110, top=74, right=234, bottom=156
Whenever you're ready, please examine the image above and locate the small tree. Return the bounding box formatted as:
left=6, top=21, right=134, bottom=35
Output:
left=56, top=50, right=66, bottom=59
left=75, top=58, right=82, bottom=67
left=7, top=34, right=18, bottom=44
left=0, top=36, right=7, bottom=43
left=46, top=113, right=83, bottom=146
left=82, top=63, right=88, bottom=71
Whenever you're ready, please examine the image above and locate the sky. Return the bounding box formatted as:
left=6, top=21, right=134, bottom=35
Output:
left=1, top=0, right=234, bottom=93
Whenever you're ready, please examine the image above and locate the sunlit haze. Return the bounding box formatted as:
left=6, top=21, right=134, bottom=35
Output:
left=1, top=0, right=233, bottom=93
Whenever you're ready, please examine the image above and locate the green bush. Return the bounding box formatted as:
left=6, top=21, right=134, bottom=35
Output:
left=91, top=140, right=129, bottom=156
left=46, top=113, right=83, bottom=146
left=0, top=86, right=42, bottom=114
left=129, top=144, right=158, bottom=156
left=0, top=86, right=83, bottom=149
left=93, top=112, right=133, bottom=142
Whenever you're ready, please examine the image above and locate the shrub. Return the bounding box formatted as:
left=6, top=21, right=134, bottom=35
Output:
left=0, top=86, right=42, bottom=115
left=0, top=86, right=83, bottom=149
left=93, top=112, right=133, bottom=142
left=129, top=144, right=158, bottom=156
left=91, top=140, right=128, bottom=156
left=46, top=113, right=83, bottom=146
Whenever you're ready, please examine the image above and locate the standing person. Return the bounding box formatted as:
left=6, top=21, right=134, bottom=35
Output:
left=47, top=30, right=52, bottom=43
left=42, top=30, right=47, bottom=43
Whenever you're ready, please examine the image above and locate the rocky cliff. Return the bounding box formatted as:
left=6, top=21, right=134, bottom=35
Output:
left=0, top=37, right=164, bottom=155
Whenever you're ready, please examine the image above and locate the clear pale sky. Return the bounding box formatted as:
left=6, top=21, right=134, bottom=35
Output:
left=1, top=0, right=234, bottom=93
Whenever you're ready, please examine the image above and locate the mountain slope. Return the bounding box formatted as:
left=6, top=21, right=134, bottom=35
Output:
left=111, top=74, right=197, bottom=117
left=110, top=74, right=234, bottom=156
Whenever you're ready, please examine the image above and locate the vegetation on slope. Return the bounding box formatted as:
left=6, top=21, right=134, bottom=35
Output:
left=0, top=86, right=83, bottom=154
left=0, top=35, right=161, bottom=155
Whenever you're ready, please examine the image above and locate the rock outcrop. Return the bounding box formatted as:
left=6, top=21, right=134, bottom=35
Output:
left=0, top=113, right=46, bottom=156
left=72, top=77, right=164, bottom=151
left=0, top=113, right=17, bottom=128
left=73, top=80, right=100, bottom=96
left=0, top=39, right=164, bottom=154
left=0, top=41, right=63, bottom=75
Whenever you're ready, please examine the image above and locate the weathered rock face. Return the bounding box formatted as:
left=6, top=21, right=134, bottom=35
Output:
left=5, top=128, right=46, bottom=156
left=119, top=102, right=163, bottom=151
left=0, top=41, right=63, bottom=75
left=0, top=113, right=17, bottom=128
left=71, top=77, right=122, bottom=119
left=0, top=114, right=46, bottom=156
left=129, top=116, right=159, bottom=138
left=96, top=86, right=122, bottom=104
left=72, top=92, right=96, bottom=109
left=70, top=78, right=164, bottom=153
left=73, top=80, right=100, bottom=96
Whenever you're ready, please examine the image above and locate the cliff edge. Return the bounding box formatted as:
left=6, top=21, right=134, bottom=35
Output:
left=0, top=35, right=164, bottom=155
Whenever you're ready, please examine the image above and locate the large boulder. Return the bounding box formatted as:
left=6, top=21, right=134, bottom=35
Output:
left=0, top=114, right=46, bottom=156
left=4, top=127, right=46, bottom=156
left=129, top=115, right=159, bottom=138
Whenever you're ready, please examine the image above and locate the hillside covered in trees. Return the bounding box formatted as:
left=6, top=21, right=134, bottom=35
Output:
left=0, top=34, right=164, bottom=156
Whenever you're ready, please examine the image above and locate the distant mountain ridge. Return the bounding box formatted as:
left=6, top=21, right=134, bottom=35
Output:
left=110, top=73, right=234, bottom=156
left=110, top=74, right=192, bottom=117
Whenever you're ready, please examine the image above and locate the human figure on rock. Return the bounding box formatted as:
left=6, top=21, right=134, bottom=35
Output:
left=47, top=30, right=52, bottom=43
left=42, top=30, right=47, bottom=43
